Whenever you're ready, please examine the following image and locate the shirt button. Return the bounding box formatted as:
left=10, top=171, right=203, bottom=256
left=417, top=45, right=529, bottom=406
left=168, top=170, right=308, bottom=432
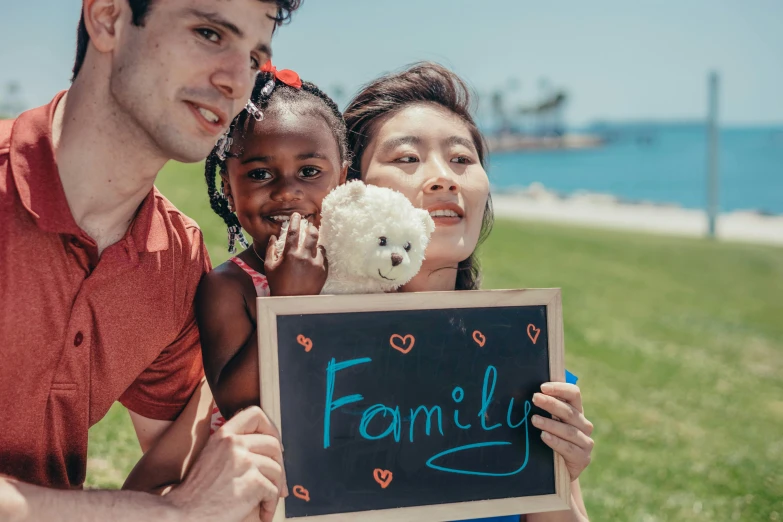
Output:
left=74, top=332, right=84, bottom=347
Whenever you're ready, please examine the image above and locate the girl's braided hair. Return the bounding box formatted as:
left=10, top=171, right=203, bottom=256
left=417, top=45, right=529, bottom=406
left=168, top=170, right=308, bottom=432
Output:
left=205, top=70, right=348, bottom=253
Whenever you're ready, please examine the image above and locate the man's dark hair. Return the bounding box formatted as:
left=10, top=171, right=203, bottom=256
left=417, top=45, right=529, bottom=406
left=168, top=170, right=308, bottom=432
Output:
left=343, top=61, right=494, bottom=291
left=72, top=0, right=302, bottom=81
left=204, top=70, right=348, bottom=253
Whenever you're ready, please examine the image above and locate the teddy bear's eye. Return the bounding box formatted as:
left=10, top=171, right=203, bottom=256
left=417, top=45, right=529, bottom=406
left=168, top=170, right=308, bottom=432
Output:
left=404, top=242, right=411, bottom=252
left=379, top=237, right=387, bottom=246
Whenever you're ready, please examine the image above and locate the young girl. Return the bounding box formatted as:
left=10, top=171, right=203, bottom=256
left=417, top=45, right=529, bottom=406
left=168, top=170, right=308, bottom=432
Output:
left=198, top=62, right=349, bottom=425
left=122, top=63, right=348, bottom=496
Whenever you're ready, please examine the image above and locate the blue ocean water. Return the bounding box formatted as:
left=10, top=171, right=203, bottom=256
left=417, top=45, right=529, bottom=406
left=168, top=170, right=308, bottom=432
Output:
left=487, top=126, right=783, bottom=215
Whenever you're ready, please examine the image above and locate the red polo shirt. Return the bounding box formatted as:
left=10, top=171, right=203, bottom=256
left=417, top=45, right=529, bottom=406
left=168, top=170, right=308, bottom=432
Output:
left=0, top=92, right=209, bottom=489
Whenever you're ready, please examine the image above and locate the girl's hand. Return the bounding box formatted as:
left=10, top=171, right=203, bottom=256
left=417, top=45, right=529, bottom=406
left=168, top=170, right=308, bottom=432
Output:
left=264, top=213, right=328, bottom=296
left=531, top=382, right=594, bottom=481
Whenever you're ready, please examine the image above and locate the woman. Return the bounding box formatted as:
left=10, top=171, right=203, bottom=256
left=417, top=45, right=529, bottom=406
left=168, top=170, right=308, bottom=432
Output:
left=342, top=62, right=593, bottom=522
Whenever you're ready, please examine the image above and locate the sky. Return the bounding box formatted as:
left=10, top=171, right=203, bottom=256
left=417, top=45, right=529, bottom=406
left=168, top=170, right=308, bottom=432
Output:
left=1, top=0, right=782, bottom=127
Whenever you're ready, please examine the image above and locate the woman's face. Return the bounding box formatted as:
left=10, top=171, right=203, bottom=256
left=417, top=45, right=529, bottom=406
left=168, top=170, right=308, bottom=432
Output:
left=360, top=103, right=490, bottom=267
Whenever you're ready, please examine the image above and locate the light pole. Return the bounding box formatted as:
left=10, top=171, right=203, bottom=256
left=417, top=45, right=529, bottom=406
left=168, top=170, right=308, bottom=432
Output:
left=706, top=71, right=720, bottom=239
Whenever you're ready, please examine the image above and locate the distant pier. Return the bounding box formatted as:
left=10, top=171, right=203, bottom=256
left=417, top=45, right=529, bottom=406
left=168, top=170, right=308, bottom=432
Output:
left=486, top=133, right=605, bottom=152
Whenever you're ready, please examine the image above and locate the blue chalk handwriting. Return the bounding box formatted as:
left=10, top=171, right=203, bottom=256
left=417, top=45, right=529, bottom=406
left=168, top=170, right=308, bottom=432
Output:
left=323, top=359, right=537, bottom=477
left=478, top=366, right=503, bottom=431
left=323, top=357, right=371, bottom=449
left=452, top=386, right=472, bottom=429
left=359, top=404, right=402, bottom=442
left=409, top=405, right=444, bottom=441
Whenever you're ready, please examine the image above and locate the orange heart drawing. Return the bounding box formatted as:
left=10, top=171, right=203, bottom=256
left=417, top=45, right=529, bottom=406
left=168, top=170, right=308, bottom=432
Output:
left=297, top=334, right=313, bottom=352
left=472, top=330, right=486, bottom=347
left=389, top=334, right=415, bottom=354
left=527, top=324, right=540, bottom=344
left=373, top=468, right=393, bottom=489
left=292, top=485, right=310, bottom=502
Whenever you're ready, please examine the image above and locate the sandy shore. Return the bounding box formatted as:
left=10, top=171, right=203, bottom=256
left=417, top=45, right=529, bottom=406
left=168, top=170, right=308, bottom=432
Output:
left=491, top=183, right=783, bottom=246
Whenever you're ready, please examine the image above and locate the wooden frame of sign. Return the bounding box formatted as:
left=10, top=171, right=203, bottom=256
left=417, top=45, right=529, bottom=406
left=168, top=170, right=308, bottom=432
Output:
left=258, top=288, right=571, bottom=522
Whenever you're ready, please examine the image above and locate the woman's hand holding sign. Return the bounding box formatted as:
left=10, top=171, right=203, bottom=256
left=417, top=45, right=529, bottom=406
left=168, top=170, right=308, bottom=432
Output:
left=532, top=383, right=594, bottom=481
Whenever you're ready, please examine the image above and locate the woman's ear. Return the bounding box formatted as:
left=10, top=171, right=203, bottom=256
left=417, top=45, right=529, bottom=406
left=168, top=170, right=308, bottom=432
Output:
left=339, top=162, right=349, bottom=185
left=83, top=0, right=127, bottom=54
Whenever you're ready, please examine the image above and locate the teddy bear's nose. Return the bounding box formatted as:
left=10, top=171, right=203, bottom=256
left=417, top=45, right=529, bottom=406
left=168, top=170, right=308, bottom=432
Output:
left=391, top=253, right=403, bottom=267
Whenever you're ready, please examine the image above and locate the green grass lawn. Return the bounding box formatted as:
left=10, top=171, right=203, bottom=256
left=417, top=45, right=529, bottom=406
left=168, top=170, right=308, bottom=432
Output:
left=86, top=161, right=783, bottom=521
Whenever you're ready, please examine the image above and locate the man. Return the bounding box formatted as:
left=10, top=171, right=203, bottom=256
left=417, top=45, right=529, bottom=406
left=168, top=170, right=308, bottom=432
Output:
left=0, top=0, right=301, bottom=520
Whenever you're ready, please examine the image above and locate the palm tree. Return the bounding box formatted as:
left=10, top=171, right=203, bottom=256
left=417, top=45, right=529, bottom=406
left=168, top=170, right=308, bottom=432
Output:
left=490, top=90, right=511, bottom=136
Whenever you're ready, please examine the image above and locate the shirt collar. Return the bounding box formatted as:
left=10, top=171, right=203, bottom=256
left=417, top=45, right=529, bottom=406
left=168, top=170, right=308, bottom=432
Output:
left=9, top=91, right=169, bottom=254
left=9, top=91, right=81, bottom=237
left=129, top=188, right=170, bottom=253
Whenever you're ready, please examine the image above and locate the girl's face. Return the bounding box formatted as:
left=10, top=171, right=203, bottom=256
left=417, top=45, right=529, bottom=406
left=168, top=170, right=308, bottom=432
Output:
left=223, top=110, right=347, bottom=246
left=360, top=103, right=490, bottom=267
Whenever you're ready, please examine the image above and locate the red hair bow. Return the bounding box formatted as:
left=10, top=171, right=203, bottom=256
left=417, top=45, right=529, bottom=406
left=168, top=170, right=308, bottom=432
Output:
left=260, top=60, right=303, bottom=89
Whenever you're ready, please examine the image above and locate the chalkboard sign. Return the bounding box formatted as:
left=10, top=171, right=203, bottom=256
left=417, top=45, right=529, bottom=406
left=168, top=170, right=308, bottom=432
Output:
left=258, top=289, right=571, bottom=522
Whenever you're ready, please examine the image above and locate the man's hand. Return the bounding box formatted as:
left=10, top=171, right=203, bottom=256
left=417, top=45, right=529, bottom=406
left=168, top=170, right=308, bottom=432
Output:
left=264, top=212, right=327, bottom=296
left=167, top=406, right=287, bottom=522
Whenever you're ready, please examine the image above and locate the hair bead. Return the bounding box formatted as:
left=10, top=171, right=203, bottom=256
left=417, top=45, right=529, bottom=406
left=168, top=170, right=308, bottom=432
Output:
left=260, top=79, right=276, bottom=98
left=245, top=100, right=264, bottom=122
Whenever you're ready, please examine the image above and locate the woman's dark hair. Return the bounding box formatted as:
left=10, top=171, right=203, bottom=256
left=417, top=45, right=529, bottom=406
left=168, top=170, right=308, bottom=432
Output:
left=71, top=0, right=303, bottom=81
left=343, top=61, right=494, bottom=291
left=204, top=70, right=348, bottom=253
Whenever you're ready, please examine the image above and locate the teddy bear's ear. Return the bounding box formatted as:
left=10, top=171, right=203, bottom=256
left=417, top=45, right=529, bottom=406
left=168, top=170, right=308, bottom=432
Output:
left=323, top=180, right=365, bottom=211
left=343, top=179, right=367, bottom=199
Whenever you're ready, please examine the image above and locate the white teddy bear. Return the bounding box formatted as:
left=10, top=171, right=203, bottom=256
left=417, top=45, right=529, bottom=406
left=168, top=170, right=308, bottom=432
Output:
left=275, top=181, right=435, bottom=294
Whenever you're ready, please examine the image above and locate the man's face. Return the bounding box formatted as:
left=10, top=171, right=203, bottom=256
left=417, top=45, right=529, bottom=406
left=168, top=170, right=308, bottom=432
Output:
left=109, top=0, right=278, bottom=163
